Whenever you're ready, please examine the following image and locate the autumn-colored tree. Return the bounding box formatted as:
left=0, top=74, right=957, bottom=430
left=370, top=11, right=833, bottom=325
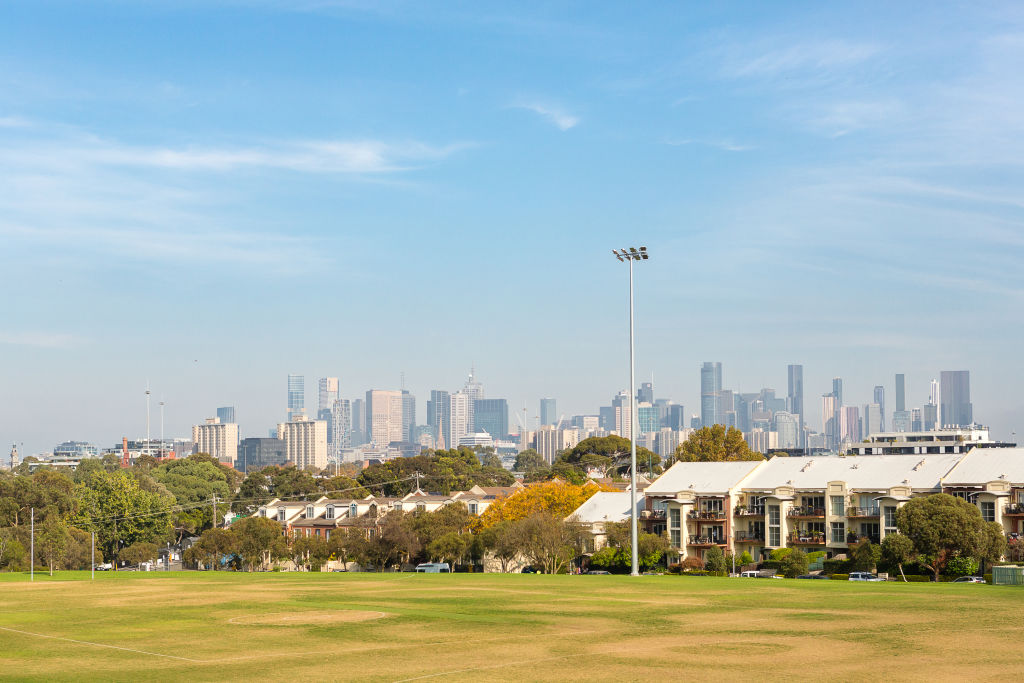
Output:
left=674, top=425, right=764, bottom=463
left=474, top=480, right=614, bottom=531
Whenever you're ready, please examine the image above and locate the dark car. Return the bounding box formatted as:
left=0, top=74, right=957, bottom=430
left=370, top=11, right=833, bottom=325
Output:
left=586, top=570, right=611, bottom=575
left=797, top=574, right=829, bottom=579
left=521, top=566, right=539, bottom=573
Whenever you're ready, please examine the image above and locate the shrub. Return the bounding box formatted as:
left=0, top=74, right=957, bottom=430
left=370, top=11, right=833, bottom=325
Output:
left=769, top=547, right=792, bottom=561
left=984, top=573, right=992, bottom=584
left=704, top=546, right=727, bottom=573
left=666, top=563, right=682, bottom=575
left=781, top=549, right=809, bottom=578
left=737, top=551, right=754, bottom=565
left=822, top=558, right=852, bottom=575
left=829, top=573, right=849, bottom=581
left=904, top=574, right=932, bottom=582
left=945, top=555, right=979, bottom=578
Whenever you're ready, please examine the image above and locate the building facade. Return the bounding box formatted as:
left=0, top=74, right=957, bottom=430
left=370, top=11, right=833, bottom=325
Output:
left=192, top=417, right=239, bottom=466
left=277, top=416, right=327, bottom=470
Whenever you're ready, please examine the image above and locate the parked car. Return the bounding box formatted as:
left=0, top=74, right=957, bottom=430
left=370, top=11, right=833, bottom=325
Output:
left=93, top=563, right=112, bottom=571
left=521, top=566, right=539, bottom=574
left=848, top=572, right=884, bottom=582
left=415, top=562, right=451, bottom=573
left=586, top=570, right=611, bottom=575
left=797, top=574, right=829, bottom=579
left=739, top=570, right=760, bottom=578
left=952, top=576, right=986, bottom=584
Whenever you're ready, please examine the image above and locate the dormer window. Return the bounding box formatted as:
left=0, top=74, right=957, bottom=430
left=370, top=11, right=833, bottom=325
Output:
left=277, top=507, right=285, bottom=522
left=416, top=503, right=426, bottom=513
left=306, top=505, right=314, bottom=519
left=468, top=502, right=478, bottom=515
left=395, top=502, right=403, bottom=511
left=350, top=503, right=358, bottom=517
left=326, top=505, right=335, bottom=520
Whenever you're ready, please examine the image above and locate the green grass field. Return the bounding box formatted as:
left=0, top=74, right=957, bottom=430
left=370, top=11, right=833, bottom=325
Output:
left=2, top=571, right=1023, bottom=681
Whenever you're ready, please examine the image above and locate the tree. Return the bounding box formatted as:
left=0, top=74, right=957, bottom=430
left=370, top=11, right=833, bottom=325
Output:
left=291, top=535, right=329, bottom=571
left=514, top=449, right=545, bottom=473
left=193, top=528, right=238, bottom=570
left=675, top=425, right=764, bottom=463
left=979, top=521, right=1008, bottom=570
left=38, top=516, right=69, bottom=576
left=475, top=480, right=613, bottom=531
left=880, top=533, right=914, bottom=581
left=364, top=513, right=420, bottom=570
left=895, top=493, right=986, bottom=582
left=517, top=513, right=585, bottom=574
left=781, top=549, right=809, bottom=578
left=703, top=545, right=727, bottom=573
left=479, top=520, right=524, bottom=573
left=427, top=532, right=468, bottom=565
left=120, top=542, right=159, bottom=566
left=327, top=528, right=366, bottom=571
left=849, top=539, right=880, bottom=572
left=233, top=516, right=288, bottom=570
left=556, top=436, right=659, bottom=478
left=318, top=475, right=369, bottom=499
left=945, top=554, right=979, bottom=578
left=152, top=456, right=234, bottom=542
left=0, top=530, right=27, bottom=571
left=737, top=550, right=754, bottom=566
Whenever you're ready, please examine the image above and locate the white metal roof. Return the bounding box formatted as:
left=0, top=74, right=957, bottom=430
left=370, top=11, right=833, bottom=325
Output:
left=645, top=461, right=763, bottom=496
left=569, top=491, right=644, bottom=523
left=942, top=448, right=1024, bottom=485
left=740, top=454, right=963, bottom=491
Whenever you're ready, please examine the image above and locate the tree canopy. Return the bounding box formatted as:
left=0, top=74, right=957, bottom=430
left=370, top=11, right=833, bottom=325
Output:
left=673, top=425, right=764, bottom=463
left=895, top=493, right=990, bottom=581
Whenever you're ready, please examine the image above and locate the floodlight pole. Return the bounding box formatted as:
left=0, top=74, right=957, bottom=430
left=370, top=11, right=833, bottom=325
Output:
left=30, top=507, right=34, bottom=582
left=613, top=247, right=648, bottom=577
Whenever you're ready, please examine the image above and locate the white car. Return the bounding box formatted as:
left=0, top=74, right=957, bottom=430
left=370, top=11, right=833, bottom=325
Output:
left=848, top=572, right=884, bottom=582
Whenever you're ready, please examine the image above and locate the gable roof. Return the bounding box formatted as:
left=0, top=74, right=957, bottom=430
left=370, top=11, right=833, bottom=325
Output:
left=645, top=461, right=763, bottom=496
left=569, top=491, right=644, bottom=524
left=740, top=454, right=963, bottom=491
left=943, top=447, right=1024, bottom=486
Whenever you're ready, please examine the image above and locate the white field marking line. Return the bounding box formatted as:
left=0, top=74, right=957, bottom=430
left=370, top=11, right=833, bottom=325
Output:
left=226, top=610, right=389, bottom=625
left=0, top=625, right=203, bottom=662
left=391, top=653, right=590, bottom=682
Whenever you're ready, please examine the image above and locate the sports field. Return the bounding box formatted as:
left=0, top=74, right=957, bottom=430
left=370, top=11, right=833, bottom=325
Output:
left=1, top=572, right=1022, bottom=681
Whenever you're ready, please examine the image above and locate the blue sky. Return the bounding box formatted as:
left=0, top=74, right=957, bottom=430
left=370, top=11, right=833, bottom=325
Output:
left=3, top=1, right=1024, bottom=455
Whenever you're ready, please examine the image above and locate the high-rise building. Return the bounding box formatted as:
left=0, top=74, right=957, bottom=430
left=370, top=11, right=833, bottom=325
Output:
left=774, top=411, right=800, bottom=449
left=450, top=392, right=471, bottom=447
left=365, top=389, right=404, bottom=447
left=832, top=377, right=843, bottom=408
left=841, top=406, right=861, bottom=445
left=911, top=408, right=923, bottom=432
left=216, top=406, right=236, bottom=425
left=665, top=404, right=687, bottom=430
left=863, top=403, right=882, bottom=438
left=637, top=382, right=654, bottom=405
left=787, top=364, right=804, bottom=421
left=940, top=370, right=972, bottom=427
left=612, top=391, right=633, bottom=440
left=873, top=386, right=885, bottom=432
left=474, top=399, right=509, bottom=439
left=638, top=402, right=658, bottom=434
left=821, top=394, right=839, bottom=450
left=237, top=437, right=287, bottom=473
left=892, top=410, right=911, bottom=432
left=329, top=398, right=351, bottom=456
left=929, top=379, right=939, bottom=407
left=427, top=390, right=451, bottom=449
left=318, top=377, right=339, bottom=417
left=350, top=398, right=366, bottom=446
left=923, top=403, right=938, bottom=431
left=401, top=390, right=416, bottom=441
left=277, top=415, right=327, bottom=470
left=463, top=368, right=484, bottom=432
left=539, top=398, right=557, bottom=426
left=895, top=374, right=906, bottom=412
left=700, top=362, right=722, bottom=427
left=535, top=426, right=580, bottom=463
left=192, top=417, right=239, bottom=465
left=287, top=374, right=305, bottom=421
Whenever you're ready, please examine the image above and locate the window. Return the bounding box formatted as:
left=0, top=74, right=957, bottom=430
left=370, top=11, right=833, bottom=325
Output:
left=804, top=496, right=825, bottom=512
left=277, top=508, right=285, bottom=522
left=326, top=505, right=335, bottom=520
left=350, top=503, right=358, bottom=517
left=669, top=508, right=681, bottom=548
left=883, top=506, right=897, bottom=533
left=702, top=498, right=724, bottom=514
left=306, top=505, right=314, bottom=519
left=416, top=503, right=426, bottom=513
left=768, top=505, right=780, bottom=546
left=831, top=521, right=845, bottom=543
left=830, top=496, right=845, bottom=516
left=981, top=501, right=995, bottom=522
left=468, top=502, right=478, bottom=515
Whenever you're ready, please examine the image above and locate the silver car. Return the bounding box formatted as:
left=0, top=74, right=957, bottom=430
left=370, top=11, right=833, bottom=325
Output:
left=848, top=572, right=884, bottom=582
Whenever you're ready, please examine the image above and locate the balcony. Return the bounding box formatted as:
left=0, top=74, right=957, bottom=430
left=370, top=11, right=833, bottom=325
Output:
left=734, top=531, right=765, bottom=543
left=787, top=507, right=825, bottom=519
left=688, top=510, right=727, bottom=522
left=789, top=532, right=826, bottom=545
left=847, top=534, right=881, bottom=545
left=847, top=506, right=880, bottom=518
left=688, top=535, right=727, bottom=547
left=639, top=509, right=666, bottom=520
left=734, top=506, right=765, bottom=517
left=1005, top=504, right=1024, bottom=517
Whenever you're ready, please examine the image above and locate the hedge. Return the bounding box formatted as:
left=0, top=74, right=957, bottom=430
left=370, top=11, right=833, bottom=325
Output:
left=902, top=575, right=932, bottom=582
left=829, top=573, right=849, bottom=581
left=984, top=574, right=992, bottom=584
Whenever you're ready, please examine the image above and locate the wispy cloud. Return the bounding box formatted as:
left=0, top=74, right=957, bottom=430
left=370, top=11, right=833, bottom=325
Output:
left=0, top=331, right=83, bottom=348
left=511, top=102, right=579, bottom=131
left=0, top=116, right=30, bottom=128
left=726, top=39, right=882, bottom=79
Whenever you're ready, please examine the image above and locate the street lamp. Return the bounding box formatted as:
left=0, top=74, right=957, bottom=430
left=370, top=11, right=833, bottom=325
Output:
left=612, top=246, right=649, bottom=576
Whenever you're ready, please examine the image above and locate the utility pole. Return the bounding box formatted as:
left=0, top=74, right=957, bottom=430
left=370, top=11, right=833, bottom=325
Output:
left=30, top=507, right=34, bottom=582
left=212, top=494, right=218, bottom=528
left=91, top=532, right=95, bottom=580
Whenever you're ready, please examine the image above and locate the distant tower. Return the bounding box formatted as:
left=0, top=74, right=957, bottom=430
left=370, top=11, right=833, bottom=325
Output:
left=9, top=443, right=19, bottom=470
left=873, top=386, right=885, bottom=432
left=287, top=374, right=305, bottom=421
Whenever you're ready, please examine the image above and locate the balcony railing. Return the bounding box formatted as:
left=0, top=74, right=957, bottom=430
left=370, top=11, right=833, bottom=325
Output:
left=847, top=506, right=880, bottom=517
left=847, top=534, right=881, bottom=545
left=788, top=533, right=826, bottom=545
left=688, top=510, right=727, bottom=521
left=1005, top=504, right=1024, bottom=516
left=734, top=506, right=765, bottom=516
left=639, top=509, right=666, bottom=520
left=688, top=535, right=727, bottom=546
left=787, top=507, right=825, bottom=518
left=734, top=531, right=765, bottom=543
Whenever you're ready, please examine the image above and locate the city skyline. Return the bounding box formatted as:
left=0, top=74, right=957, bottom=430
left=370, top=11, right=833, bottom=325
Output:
left=3, top=3, right=1024, bottom=454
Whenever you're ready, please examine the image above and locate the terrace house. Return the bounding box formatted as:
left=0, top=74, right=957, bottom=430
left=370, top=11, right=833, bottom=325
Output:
left=942, top=448, right=1024, bottom=546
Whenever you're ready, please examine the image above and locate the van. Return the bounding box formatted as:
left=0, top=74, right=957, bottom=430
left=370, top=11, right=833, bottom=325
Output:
left=740, top=570, right=760, bottom=578
left=415, top=562, right=451, bottom=573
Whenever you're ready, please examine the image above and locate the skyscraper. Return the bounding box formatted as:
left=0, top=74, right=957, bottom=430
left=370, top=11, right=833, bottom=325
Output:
left=873, top=386, right=885, bottom=432
left=831, top=377, right=843, bottom=408
left=287, top=374, right=305, bottom=421
left=612, top=390, right=632, bottom=440
left=330, top=398, right=351, bottom=456
left=863, top=403, right=882, bottom=437
left=940, top=370, right=972, bottom=427
left=350, top=398, right=366, bottom=446
left=463, top=368, right=484, bottom=432
left=365, top=389, right=404, bottom=447
left=774, top=411, right=800, bottom=449
left=277, top=415, right=327, bottom=470
left=700, top=362, right=722, bottom=428
left=192, top=417, right=239, bottom=465
left=540, top=398, right=557, bottom=426
left=895, top=374, right=906, bottom=412
left=216, top=406, right=236, bottom=425
left=450, top=392, right=471, bottom=447
left=427, top=390, right=451, bottom=448
left=637, top=382, right=654, bottom=405
left=318, top=377, right=339, bottom=418
left=787, top=364, right=804, bottom=447
left=401, top=390, right=416, bottom=442
left=474, top=399, right=509, bottom=439
left=929, top=379, right=939, bottom=407
left=840, top=406, right=861, bottom=445
left=821, top=394, right=839, bottom=451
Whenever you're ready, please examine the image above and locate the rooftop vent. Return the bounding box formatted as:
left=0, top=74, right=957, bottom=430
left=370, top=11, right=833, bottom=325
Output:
left=851, top=464, right=858, bottom=469
left=913, top=459, right=925, bottom=471
left=800, top=460, right=814, bottom=472
left=902, top=478, right=910, bottom=485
